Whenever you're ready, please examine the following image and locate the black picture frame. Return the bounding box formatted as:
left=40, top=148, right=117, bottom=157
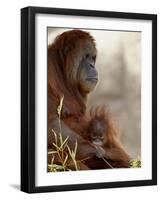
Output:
left=21, top=6, right=157, bottom=193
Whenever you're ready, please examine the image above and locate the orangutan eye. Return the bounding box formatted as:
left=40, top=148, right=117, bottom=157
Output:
left=100, top=135, right=104, bottom=139
left=91, top=135, right=97, bottom=139
left=92, top=55, right=96, bottom=61
left=85, top=53, right=90, bottom=59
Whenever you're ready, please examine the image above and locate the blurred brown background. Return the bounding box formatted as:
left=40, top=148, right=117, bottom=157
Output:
left=48, top=28, right=141, bottom=159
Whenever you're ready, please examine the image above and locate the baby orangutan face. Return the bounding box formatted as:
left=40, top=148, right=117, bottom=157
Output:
left=88, top=120, right=108, bottom=146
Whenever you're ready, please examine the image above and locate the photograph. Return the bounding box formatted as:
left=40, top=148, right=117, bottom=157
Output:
left=47, top=28, right=141, bottom=172
left=21, top=6, right=157, bottom=193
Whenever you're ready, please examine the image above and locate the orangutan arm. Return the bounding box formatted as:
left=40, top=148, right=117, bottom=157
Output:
left=48, top=118, right=99, bottom=160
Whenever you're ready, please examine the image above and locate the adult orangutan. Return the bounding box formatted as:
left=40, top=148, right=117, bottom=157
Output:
left=48, top=29, right=130, bottom=169
left=48, top=30, right=100, bottom=167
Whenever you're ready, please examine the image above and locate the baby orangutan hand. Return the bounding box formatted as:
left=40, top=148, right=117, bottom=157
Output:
left=95, top=146, right=107, bottom=158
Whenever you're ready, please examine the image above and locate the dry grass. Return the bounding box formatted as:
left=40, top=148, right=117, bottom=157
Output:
left=48, top=95, right=88, bottom=172
left=130, top=159, right=141, bottom=168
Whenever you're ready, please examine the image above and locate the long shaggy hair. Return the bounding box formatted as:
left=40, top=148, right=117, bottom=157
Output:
left=48, top=30, right=96, bottom=119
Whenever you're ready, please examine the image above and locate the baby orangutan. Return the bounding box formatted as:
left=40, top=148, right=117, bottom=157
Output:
left=84, top=107, right=131, bottom=168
